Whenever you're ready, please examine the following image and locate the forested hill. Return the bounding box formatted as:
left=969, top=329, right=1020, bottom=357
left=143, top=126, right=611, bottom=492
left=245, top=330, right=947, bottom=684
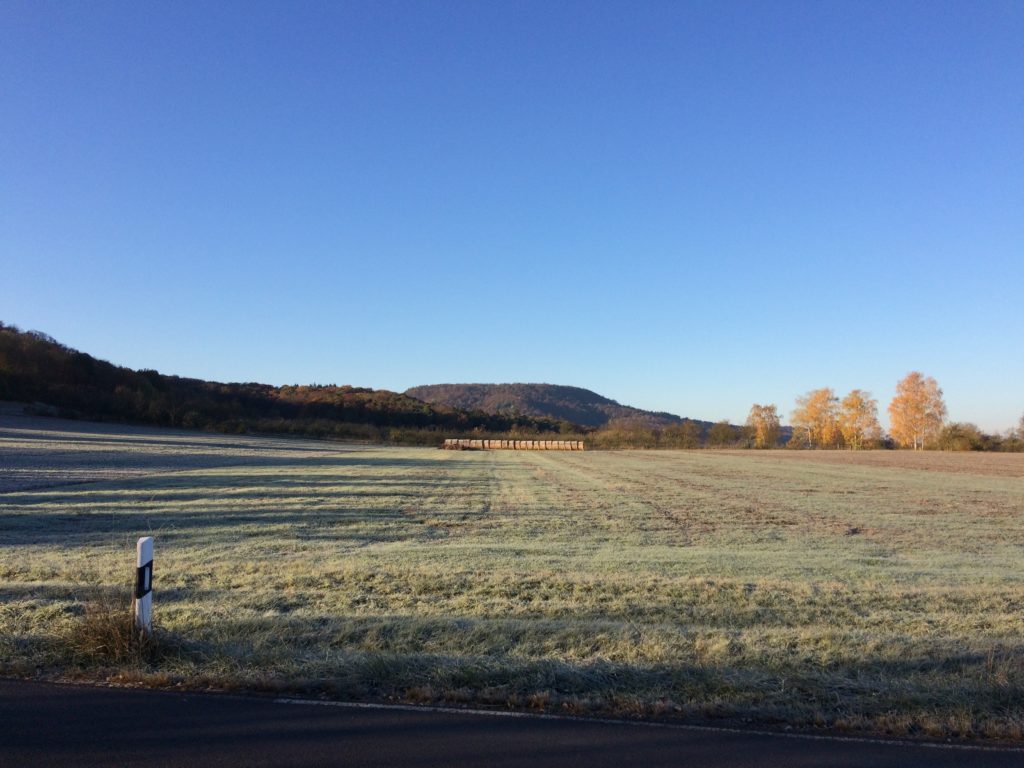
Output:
left=0, top=324, right=566, bottom=441
left=405, top=383, right=704, bottom=429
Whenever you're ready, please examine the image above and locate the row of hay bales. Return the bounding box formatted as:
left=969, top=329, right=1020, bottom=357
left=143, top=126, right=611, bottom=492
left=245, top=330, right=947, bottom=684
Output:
left=442, top=439, right=585, bottom=451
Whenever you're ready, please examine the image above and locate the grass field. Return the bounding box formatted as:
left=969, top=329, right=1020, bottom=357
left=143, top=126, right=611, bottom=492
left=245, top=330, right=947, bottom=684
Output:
left=2, top=415, right=1023, bottom=741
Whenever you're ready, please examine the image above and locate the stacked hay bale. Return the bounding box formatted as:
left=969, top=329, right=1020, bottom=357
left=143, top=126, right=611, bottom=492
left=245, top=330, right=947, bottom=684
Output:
left=441, top=439, right=585, bottom=451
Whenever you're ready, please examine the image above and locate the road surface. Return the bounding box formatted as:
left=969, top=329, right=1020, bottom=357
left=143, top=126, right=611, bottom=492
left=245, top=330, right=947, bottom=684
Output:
left=1, top=679, right=1021, bottom=767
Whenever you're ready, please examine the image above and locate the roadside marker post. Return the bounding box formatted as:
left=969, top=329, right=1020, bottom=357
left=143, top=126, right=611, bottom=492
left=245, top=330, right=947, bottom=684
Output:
left=134, top=536, right=154, bottom=636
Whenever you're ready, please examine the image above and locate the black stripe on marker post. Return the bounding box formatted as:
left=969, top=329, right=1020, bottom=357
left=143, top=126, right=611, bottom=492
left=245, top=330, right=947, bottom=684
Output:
left=135, top=561, right=153, bottom=599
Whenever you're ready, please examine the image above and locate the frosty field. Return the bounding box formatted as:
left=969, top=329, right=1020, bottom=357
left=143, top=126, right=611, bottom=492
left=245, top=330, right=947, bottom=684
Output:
left=2, top=415, right=1023, bottom=740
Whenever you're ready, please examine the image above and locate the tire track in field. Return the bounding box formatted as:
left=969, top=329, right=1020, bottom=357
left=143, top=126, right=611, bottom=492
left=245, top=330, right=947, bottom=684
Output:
left=394, top=451, right=491, bottom=538
left=584, top=453, right=851, bottom=539
left=486, top=451, right=565, bottom=535
left=524, top=452, right=788, bottom=544
left=518, top=451, right=701, bottom=543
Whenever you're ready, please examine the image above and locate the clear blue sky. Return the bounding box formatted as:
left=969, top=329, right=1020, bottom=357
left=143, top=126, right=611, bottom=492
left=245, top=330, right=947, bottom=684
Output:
left=2, top=1, right=1021, bottom=432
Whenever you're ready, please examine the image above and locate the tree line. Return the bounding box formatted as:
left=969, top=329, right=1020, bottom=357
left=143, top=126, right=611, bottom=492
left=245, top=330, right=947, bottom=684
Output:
left=0, top=323, right=572, bottom=443
left=746, top=372, right=1023, bottom=451
left=2, top=323, right=1019, bottom=450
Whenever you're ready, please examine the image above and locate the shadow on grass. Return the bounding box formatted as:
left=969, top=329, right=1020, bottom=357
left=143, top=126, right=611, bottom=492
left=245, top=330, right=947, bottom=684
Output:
left=0, top=452, right=514, bottom=546
left=27, top=608, right=1024, bottom=738
left=0, top=414, right=371, bottom=453
left=5, top=595, right=1023, bottom=741
left=0, top=452, right=501, bottom=492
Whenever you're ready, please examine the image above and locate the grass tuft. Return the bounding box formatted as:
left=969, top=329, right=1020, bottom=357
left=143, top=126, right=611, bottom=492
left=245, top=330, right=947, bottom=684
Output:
left=64, top=589, right=157, bottom=665
left=61, top=587, right=195, bottom=668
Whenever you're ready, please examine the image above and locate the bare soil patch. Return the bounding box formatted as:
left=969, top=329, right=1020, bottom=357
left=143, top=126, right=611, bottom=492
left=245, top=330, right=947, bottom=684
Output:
left=713, top=448, right=1024, bottom=477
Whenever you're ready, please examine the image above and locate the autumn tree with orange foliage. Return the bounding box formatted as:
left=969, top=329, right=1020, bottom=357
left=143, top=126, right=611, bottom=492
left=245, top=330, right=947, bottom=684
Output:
left=888, top=372, right=946, bottom=450
left=838, top=389, right=882, bottom=450
left=791, top=388, right=841, bottom=448
left=746, top=403, right=780, bottom=448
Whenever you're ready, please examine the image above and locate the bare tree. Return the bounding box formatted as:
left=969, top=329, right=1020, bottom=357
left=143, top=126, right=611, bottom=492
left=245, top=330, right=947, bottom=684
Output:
left=707, top=419, right=738, bottom=448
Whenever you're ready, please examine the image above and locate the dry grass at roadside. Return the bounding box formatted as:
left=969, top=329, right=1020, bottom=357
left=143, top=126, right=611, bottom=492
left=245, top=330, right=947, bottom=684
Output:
left=2, top=418, right=1023, bottom=741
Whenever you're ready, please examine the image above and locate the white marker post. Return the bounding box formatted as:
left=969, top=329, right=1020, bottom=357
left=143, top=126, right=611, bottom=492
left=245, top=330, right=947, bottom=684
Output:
left=134, top=536, right=154, bottom=637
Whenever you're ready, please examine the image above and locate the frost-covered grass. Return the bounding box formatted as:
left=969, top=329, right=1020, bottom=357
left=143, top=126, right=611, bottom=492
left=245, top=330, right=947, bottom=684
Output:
left=2, top=416, right=1023, bottom=741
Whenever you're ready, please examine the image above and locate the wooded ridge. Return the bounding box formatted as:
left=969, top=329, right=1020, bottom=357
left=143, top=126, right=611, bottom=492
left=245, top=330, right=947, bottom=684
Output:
left=0, top=323, right=568, bottom=443
left=405, top=383, right=704, bottom=430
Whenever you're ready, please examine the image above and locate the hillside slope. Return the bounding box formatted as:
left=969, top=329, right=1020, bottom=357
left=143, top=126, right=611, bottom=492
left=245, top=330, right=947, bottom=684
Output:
left=405, top=383, right=703, bottom=429
left=0, top=323, right=564, bottom=440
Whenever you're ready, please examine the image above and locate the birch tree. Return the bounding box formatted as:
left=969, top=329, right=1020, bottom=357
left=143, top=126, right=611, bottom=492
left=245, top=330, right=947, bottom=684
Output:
left=791, top=388, right=841, bottom=448
left=888, top=372, right=946, bottom=450
left=838, top=389, right=881, bottom=450
left=746, top=403, right=780, bottom=448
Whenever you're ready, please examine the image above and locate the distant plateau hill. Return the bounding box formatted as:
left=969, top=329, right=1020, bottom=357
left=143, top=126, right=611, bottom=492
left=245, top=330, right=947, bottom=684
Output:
left=405, top=383, right=708, bottom=430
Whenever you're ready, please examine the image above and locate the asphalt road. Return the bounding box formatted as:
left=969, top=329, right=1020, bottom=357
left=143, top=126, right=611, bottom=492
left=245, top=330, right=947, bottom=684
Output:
left=2, top=679, right=1021, bottom=767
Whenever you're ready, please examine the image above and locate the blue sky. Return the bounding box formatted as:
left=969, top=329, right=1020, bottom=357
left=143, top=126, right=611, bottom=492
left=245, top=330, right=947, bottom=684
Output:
left=2, top=1, right=1021, bottom=431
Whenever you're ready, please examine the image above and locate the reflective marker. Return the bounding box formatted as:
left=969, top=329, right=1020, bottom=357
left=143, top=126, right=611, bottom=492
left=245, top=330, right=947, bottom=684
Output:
left=134, top=537, right=153, bottom=635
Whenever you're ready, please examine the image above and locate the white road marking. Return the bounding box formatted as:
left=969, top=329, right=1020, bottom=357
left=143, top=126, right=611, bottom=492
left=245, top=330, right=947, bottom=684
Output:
left=272, top=697, right=1024, bottom=754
